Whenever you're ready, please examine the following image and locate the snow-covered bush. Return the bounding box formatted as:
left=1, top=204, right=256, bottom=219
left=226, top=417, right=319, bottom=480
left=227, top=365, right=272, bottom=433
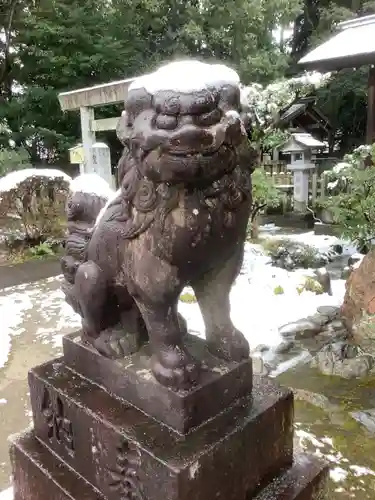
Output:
left=322, top=144, right=375, bottom=250
left=241, top=71, right=331, bottom=150
left=0, top=169, right=71, bottom=242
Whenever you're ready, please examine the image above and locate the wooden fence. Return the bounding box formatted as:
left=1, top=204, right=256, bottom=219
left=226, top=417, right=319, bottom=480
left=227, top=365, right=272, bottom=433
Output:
left=262, top=161, right=329, bottom=208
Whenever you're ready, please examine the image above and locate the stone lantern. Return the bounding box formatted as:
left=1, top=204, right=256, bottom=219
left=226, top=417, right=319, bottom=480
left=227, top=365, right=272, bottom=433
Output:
left=280, top=132, right=325, bottom=212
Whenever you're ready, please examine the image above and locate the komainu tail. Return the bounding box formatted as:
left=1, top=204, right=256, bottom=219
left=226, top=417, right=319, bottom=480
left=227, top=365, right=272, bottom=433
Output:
left=61, top=174, right=114, bottom=310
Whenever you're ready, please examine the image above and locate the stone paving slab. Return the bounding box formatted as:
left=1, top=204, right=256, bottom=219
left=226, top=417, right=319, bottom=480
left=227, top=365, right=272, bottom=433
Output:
left=0, top=258, right=61, bottom=291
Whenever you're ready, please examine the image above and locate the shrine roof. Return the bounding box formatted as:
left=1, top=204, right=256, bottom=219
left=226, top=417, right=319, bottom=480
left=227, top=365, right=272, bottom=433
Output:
left=299, top=15, right=375, bottom=71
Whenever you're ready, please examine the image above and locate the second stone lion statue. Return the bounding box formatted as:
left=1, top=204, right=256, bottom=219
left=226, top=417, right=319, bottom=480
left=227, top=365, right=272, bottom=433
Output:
left=61, top=60, right=257, bottom=390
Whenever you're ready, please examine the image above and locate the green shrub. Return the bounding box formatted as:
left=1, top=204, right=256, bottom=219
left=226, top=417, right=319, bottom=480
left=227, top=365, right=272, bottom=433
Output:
left=180, top=292, right=197, bottom=304
left=261, top=237, right=322, bottom=269
left=29, top=242, right=55, bottom=258
left=273, top=285, right=285, bottom=295
left=297, top=277, right=324, bottom=295
left=248, top=168, right=283, bottom=239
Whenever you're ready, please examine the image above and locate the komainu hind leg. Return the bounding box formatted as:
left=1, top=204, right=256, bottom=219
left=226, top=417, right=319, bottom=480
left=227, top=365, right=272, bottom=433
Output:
left=74, top=261, right=128, bottom=358
left=192, top=248, right=250, bottom=362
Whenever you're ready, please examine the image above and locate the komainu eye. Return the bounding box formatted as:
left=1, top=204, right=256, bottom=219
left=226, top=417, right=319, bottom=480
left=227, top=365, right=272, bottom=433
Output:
left=194, top=109, right=221, bottom=127
left=155, top=114, right=178, bottom=130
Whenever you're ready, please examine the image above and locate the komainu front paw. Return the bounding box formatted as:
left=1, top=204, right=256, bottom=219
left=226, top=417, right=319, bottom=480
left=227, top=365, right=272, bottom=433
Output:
left=83, top=326, right=138, bottom=359
left=151, top=346, right=200, bottom=391
left=207, top=328, right=250, bottom=363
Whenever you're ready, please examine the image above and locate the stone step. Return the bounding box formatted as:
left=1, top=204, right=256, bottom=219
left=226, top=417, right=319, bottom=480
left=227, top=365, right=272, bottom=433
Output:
left=9, top=430, right=328, bottom=500
left=253, top=454, right=329, bottom=499
left=27, top=358, right=294, bottom=500
left=9, top=430, right=103, bottom=500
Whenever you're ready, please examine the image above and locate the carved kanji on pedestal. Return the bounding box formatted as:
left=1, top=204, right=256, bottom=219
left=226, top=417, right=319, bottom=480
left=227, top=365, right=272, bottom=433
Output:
left=41, top=388, right=74, bottom=456
left=109, top=440, right=144, bottom=500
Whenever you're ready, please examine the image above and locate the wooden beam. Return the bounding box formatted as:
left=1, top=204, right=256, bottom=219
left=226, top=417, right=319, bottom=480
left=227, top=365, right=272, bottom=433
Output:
left=366, top=66, right=375, bottom=144
left=91, top=117, right=120, bottom=132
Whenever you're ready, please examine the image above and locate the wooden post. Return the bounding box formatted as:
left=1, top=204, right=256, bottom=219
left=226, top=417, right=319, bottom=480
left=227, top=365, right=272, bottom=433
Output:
left=320, top=174, right=326, bottom=199
left=311, top=172, right=318, bottom=205
left=80, top=106, right=96, bottom=174
left=366, top=66, right=375, bottom=144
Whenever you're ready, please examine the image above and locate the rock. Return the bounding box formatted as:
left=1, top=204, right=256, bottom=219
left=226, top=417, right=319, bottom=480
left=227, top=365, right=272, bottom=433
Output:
left=306, top=313, right=330, bottom=328
left=274, top=340, right=295, bottom=354
left=330, top=319, right=345, bottom=331
left=351, top=409, right=375, bottom=434
left=252, top=356, right=270, bottom=376
left=311, top=342, right=374, bottom=379
left=292, top=388, right=339, bottom=413
left=316, top=305, right=340, bottom=320
left=348, top=253, right=364, bottom=268
left=341, top=266, right=352, bottom=280
left=293, top=388, right=345, bottom=426
left=341, top=250, right=375, bottom=339
left=253, top=344, right=270, bottom=354
left=332, top=244, right=343, bottom=255
left=264, top=360, right=278, bottom=371
left=265, top=238, right=328, bottom=271
left=279, top=319, right=322, bottom=340
left=314, top=268, right=332, bottom=295
left=318, top=327, right=348, bottom=343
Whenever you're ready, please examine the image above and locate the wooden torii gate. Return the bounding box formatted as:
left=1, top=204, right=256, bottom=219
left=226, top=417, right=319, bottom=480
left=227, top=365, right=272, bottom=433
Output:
left=299, top=14, right=375, bottom=144
left=58, top=77, right=135, bottom=181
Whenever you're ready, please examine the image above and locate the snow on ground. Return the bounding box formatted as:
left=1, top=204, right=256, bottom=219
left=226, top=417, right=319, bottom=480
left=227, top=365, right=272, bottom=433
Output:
left=129, top=60, right=240, bottom=94
left=282, top=231, right=358, bottom=256
left=0, top=276, right=81, bottom=371
left=0, top=230, right=357, bottom=373
left=179, top=239, right=347, bottom=353
left=0, top=169, right=71, bottom=194
left=0, top=488, right=11, bottom=500
left=259, top=224, right=358, bottom=256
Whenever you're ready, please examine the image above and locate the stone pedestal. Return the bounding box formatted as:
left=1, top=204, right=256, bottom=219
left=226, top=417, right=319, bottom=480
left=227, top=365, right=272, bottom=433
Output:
left=291, top=169, right=310, bottom=213
left=9, top=333, right=329, bottom=500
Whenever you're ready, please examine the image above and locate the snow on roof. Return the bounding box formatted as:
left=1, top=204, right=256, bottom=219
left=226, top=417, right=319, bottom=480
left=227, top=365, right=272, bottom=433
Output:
left=299, top=14, right=375, bottom=71
left=0, top=169, right=72, bottom=194
left=293, top=133, right=325, bottom=148
left=129, top=60, right=240, bottom=95
left=70, top=173, right=115, bottom=199
left=280, top=133, right=325, bottom=152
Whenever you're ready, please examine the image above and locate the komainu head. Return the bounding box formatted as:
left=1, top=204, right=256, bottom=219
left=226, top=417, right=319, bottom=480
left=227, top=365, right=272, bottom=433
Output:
left=117, top=60, right=250, bottom=188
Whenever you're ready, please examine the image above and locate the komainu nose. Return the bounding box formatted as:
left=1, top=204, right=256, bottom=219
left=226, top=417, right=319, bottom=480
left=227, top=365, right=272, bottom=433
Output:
left=167, top=125, right=218, bottom=154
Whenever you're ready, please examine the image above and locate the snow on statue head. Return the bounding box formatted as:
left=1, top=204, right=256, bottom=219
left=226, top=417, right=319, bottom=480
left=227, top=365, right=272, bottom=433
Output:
left=117, top=60, right=249, bottom=186
left=62, top=59, right=256, bottom=391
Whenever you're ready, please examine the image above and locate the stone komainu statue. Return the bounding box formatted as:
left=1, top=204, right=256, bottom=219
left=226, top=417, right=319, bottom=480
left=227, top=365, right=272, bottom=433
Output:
left=61, top=61, right=257, bottom=390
